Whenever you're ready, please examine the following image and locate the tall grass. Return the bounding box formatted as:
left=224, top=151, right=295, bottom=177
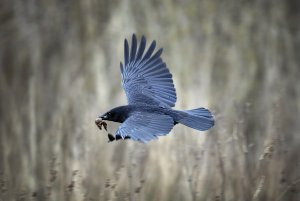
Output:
left=1, top=0, right=299, bottom=200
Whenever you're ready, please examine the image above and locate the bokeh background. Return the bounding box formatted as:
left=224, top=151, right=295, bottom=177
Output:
left=1, top=0, right=300, bottom=200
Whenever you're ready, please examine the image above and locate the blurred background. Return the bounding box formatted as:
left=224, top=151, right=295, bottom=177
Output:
left=1, top=0, right=300, bottom=200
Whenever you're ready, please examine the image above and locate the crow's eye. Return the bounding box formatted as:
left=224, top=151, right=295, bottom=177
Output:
left=107, top=112, right=112, bottom=116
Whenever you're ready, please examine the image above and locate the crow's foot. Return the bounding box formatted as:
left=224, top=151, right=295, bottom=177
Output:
left=107, top=133, right=115, bottom=142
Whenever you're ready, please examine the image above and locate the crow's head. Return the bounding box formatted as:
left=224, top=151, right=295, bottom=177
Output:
left=95, top=106, right=129, bottom=124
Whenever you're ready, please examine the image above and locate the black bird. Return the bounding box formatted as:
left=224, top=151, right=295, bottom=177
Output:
left=96, top=34, right=214, bottom=143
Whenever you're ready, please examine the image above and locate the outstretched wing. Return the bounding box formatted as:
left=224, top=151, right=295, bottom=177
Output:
left=120, top=34, right=177, bottom=108
left=115, top=112, right=174, bottom=143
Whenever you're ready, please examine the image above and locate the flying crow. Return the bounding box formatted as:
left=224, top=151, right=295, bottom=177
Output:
left=96, top=34, right=214, bottom=143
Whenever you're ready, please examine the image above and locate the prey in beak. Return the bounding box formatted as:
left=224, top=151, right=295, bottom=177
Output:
left=95, top=115, right=114, bottom=143
left=95, top=117, right=107, bottom=131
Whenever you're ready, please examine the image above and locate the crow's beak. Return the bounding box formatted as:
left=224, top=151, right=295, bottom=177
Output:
left=95, top=114, right=108, bottom=124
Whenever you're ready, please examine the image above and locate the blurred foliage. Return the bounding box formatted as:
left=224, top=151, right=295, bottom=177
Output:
left=1, top=0, right=300, bottom=200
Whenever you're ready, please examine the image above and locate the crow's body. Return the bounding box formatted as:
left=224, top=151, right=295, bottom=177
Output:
left=96, top=34, right=214, bottom=143
left=101, top=104, right=182, bottom=124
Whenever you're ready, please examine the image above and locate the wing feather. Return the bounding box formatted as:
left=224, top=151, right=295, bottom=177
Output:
left=124, top=39, right=129, bottom=66
left=130, top=34, right=137, bottom=62
left=120, top=62, right=124, bottom=74
left=136, top=36, right=146, bottom=61
left=143, top=40, right=156, bottom=60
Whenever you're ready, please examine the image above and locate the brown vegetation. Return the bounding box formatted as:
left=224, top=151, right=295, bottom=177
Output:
left=1, top=0, right=299, bottom=200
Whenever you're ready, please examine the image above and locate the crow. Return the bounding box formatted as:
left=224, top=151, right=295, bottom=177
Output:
left=96, top=34, right=214, bottom=143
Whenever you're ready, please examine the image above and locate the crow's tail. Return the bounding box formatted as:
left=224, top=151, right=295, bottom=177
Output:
left=177, top=108, right=214, bottom=131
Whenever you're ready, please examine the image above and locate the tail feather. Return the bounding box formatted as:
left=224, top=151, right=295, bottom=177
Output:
left=178, top=108, right=214, bottom=131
